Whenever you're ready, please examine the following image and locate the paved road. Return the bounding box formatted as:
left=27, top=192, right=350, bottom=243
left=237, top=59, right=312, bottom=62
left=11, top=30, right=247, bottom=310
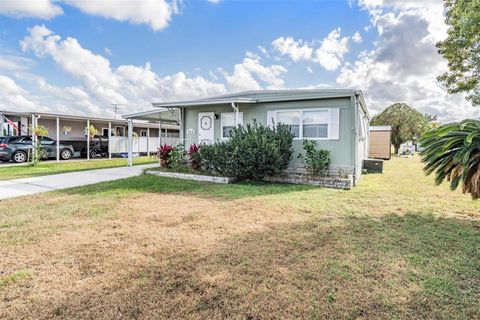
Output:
left=0, top=164, right=158, bottom=200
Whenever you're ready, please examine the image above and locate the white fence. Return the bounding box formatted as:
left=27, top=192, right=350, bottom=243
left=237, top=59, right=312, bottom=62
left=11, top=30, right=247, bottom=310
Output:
left=109, top=136, right=180, bottom=154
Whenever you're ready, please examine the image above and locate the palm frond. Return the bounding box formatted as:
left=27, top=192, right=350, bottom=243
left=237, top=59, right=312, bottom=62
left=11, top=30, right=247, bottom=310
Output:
left=419, top=119, right=480, bottom=200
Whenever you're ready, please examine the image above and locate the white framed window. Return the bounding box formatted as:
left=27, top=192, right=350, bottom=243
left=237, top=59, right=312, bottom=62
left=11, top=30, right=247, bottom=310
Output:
left=302, top=110, right=329, bottom=138
left=140, top=129, right=147, bottom=137
left=277, top=111, right=300, bottom=137
left=102, top=128, right=109, bottom=137
left=274, top=108, right=340, bottom=140
left=221, top=112, right=243, bottom=138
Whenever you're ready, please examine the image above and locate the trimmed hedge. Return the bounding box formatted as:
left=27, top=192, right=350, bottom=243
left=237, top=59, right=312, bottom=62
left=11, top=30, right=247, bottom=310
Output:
left=200, top=121, right=294, bottom=180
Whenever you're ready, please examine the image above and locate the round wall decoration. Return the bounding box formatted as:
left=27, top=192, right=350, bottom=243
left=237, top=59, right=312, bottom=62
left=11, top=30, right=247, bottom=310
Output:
left=200, top=116, right=212, bottom=130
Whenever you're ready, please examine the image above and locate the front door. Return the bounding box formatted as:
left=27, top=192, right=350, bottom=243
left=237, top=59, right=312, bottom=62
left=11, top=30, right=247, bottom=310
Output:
left=198, top=112, right=215, bottom=144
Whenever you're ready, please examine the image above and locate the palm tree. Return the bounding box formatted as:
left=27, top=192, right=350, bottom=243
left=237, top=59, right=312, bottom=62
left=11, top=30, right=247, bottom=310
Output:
left=419, top=119, right=480, bottom=200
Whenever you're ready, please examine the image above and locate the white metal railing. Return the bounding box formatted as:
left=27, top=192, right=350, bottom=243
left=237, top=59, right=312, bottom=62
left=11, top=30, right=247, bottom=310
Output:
left=109, top=136, right=180, bottom=153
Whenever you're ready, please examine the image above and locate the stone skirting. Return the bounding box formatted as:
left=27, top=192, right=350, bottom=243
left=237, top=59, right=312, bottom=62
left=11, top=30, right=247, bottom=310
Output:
left=284, top=165, right=355, bottom=178
left=264, top=173, right=354, bottom=190
left=145, top=170, right=236, bottom=184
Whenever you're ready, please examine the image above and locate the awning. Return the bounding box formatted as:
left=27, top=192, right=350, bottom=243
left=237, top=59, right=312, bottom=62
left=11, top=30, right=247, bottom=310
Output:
left=123, top=108, right=180, bottom=124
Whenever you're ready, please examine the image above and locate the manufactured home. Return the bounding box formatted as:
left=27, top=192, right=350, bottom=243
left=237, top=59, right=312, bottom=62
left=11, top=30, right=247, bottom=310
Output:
left=124, top=89, right=370, bottom=183
left=0, top=110, right=179, bottom=160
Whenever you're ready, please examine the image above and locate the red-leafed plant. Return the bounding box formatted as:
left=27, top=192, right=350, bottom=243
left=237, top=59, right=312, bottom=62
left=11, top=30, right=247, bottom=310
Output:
left=158, top=144, right=174, bottom=167
left=188, top=143, right=202, bottom=170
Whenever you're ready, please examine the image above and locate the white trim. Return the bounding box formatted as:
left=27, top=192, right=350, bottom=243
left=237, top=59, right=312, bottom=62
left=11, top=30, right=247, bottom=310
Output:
left=140, top=129, right=147, bottom=137
left=274, top=108, right=335, bottom=140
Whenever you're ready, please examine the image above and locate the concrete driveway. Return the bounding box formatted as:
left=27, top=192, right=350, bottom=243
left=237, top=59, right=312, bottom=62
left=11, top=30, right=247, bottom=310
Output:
left=0, top=164, right=158, bottom=200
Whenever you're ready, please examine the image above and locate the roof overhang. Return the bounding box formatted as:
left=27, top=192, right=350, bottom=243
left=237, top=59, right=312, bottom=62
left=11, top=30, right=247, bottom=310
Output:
left=152, top=97, right=257, bottom=108
left=123, top=107, right=180, bottom=123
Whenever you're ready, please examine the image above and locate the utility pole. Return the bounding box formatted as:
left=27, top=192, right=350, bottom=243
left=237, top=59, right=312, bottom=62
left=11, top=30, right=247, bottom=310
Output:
left=112, top=103, right=126, bottom=120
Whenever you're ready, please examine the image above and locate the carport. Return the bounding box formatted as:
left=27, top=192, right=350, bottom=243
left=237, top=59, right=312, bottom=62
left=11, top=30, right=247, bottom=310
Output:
left=123, top=108, right=181, bottom=166
left=1, top=110, right=176, bottom=163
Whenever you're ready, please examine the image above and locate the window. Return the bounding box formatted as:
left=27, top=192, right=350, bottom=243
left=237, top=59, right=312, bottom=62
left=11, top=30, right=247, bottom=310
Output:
left=115, top=126, right=125, bottom=136
left=140, top=130, right=147, bottom=137
left=277, top=111, right=300, bottom=137
left=273, top=108, right=339, bottom=140
left=302, top=110, right=329, bottom=138
left=102, top=128, right=109, bottom=137
left=20, top=137, right=32, bottom=144
left=221, top=112, right=243, bottom=138
left=40, top=137, right=55, bottom=145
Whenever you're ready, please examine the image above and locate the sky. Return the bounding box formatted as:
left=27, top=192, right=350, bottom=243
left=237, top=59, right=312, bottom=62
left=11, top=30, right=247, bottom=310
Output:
left=0, top=0, right=478, bottom=122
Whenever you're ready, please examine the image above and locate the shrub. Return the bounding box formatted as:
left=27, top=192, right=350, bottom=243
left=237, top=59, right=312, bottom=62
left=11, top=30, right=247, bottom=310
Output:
left=187, top=144, right=202, bottom=170
left=298, top=140, right=331, bottom=176
left=200, top=121, right=294, bottom=180
left=168, top=145, right=188, bottom=172
left=158, top=144, right=174, bottom=167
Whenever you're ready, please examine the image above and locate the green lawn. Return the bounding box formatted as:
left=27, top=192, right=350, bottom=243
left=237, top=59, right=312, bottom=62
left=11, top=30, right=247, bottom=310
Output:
left=0, top=156, right=157, bottom=181
left=0, top=157, right=479, bottom=319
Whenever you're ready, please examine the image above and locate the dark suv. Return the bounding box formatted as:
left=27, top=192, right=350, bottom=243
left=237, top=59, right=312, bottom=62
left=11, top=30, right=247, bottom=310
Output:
left=0, top=136, right=75, bottom=163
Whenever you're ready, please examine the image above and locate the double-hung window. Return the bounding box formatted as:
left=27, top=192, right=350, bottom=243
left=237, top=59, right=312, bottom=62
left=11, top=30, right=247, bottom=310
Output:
left=273, top=108, right=339, bottom=140
left=221, top=112, right=243, bottom=138
left=277, top=111, right=300, bottom=137
left=302, top=110, right=329, bottom=138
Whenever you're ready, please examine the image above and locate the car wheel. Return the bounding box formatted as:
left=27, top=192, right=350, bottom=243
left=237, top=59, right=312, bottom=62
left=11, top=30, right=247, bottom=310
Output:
left=60, top=149, right=72, bottom=160
left=12, top=151, right=27, bottom=163
left=89, top=150, right=97, bottom=158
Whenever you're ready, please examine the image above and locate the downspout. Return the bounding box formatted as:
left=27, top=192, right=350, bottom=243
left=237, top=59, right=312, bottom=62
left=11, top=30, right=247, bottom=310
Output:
left=231, top=102, right=239, bottom=126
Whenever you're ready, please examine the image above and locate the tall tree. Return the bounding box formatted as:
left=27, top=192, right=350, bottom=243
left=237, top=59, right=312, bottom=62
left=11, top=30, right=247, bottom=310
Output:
left=371, top=103, right=429, bottom=154
left=437, top=0, right=480, bottom=105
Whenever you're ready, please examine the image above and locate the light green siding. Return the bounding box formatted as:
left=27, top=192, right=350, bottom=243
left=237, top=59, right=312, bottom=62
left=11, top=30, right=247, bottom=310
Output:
left=182, top=96, right=356, bottom=169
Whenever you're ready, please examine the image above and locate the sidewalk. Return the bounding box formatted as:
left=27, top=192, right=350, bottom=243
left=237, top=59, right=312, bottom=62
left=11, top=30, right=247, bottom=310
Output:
left=0, top=164, right=158, bottom=200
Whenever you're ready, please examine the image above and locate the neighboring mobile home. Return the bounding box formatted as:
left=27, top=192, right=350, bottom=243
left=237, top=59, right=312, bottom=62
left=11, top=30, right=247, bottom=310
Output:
left=0, top=110, right=179, bottom=160
left=124, top=89, right=370, bottom=183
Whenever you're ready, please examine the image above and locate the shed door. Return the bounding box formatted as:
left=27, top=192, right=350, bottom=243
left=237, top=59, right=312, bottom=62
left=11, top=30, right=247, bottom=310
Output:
left=198, top=112, right=215, bottom=144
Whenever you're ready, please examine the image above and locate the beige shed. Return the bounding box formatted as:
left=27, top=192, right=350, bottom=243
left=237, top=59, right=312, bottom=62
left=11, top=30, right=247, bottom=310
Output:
left=369, top=126, right=391, bottom=160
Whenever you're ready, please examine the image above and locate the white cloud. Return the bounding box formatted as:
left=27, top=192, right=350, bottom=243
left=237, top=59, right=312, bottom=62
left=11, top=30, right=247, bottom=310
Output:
left=272, top=37, right=313, bottom=62
left=0, top=1, right=179, bottom=31
left=0, top=75, right=37, bottom=110
left=306, top=66, right=314, bottom=74
left=61, top=0, right=178, bottom=31
left=315, top=28, right=349, bottom=71
left=0, top=55, right=35, bottom=71
left=222, top=55, right=287, bottom=92
left=271, top=28, right=351, bottom=71
left=352, top=31, right=363, bottom=43
left=206, top=0, right=222, bottom=3
left=338, top=6, right=480, bottom=122
left=17, top=25, right=227, bottom=116
left=220, top=52, right=287, bottom=91
left=0, top=0, right=63, bottom=19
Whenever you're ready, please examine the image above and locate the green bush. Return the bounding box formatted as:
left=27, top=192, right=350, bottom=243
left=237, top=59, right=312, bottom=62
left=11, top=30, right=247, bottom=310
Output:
left=200, top=121, right=294, bottom=180
left=298, top=140, right=331, bottom=176
left=168, top=145, right=188, bottom=172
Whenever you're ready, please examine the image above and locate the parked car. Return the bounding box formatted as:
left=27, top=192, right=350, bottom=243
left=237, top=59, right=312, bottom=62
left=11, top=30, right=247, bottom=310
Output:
left=0, top=136, right=75, bottom=163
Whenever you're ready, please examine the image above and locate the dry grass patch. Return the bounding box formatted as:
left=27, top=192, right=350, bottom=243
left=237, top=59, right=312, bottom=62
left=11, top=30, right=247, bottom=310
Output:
left=0, top=157, right=479, bottom=319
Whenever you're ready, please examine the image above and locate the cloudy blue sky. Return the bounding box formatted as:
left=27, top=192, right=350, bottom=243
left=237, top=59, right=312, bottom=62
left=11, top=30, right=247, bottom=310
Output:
left=0, top=0, right=478, bottom=121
